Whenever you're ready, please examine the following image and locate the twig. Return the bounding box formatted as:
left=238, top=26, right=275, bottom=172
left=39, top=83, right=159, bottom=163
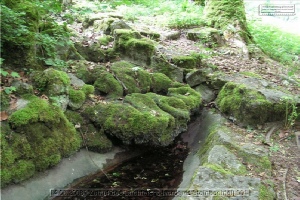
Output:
left=78, top=126, right=111, bottom=181
left=265, top=126, right=278, bottom=145
left=282, top=168, right=288, bottom=200
left=112, top=72, right=128, bottom=95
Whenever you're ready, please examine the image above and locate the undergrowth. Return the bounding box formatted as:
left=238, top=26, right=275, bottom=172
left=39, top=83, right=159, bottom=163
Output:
left=248, top=20, right=300, bottom=76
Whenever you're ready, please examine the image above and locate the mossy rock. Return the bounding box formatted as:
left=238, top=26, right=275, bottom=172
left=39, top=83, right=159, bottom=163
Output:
left=7, top=97, right=81, bottom=172
left=68, top=88, right=86, bottom=110
left=94, top=71, right=123, bottom=98
left=82, top=124, right=113, bottom=153
left=81, top=84, right=95, bottom=96
left=150, top=73, right=173, bottom=94
left=111, top=61, right=152, bottom=94
left=69, top=60, right=106, bottom=84
left=84, top=100, right=175, bottom=146
left=172, top=55, right=197, bottom=69
left=187, top=27, right=224, bottom=47
left=216, top=82, right=286, bottom=126
left=167, top=86, right=202, bottom=110
left=114, top=29, right=155, bottom=65
left=64, top=110, right=112, bottom=152
left=150, top=55, right=184, bottom=82
left=32, top=68, right=70, bottom=96
left=74, top=41, right=106, bottom=62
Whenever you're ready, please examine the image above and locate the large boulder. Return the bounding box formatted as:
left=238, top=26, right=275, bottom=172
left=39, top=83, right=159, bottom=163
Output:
left=216, top=81, right=293, bottom=126
left=187, top=27, right=224, bottom=47
left=83, top=86, right=201, bottom=146
left=1, top=97, right=81, bottom=187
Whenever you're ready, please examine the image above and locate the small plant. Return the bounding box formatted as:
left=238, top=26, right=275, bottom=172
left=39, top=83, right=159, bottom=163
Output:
left=269, top=143, right=280, bottom=153
left=282, top=96, right=299, bottom=129
left=0, top=69, right=20, bottom=94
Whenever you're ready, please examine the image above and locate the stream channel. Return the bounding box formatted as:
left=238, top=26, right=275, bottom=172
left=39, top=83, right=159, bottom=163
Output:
left=1, top=109, right=220, bottom=200
left=50, top=109, right=217, bottom=200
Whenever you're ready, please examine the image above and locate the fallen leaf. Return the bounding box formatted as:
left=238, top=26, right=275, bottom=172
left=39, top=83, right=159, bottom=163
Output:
left=0, top=111, right=9, bottom=121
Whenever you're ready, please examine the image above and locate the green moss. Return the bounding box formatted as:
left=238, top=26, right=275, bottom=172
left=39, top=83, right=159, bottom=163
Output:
left=69, top=88, right=86, bottom=104
left=83, top=125, right=112, bottom=153
left=172, top=56, right=196, bottom=69
left=84, top=95, right=176, bottom=145
left=114, top=29, right=155, bottom=65
left=2, top=97, right=81, bottom=185
left=81, top=84, right=95, bottom=95
left=8, top=97, right=60, bottom=127
left=11, top=160, right=35, bottom=183
left=216, top=82, right=285, bottom=125
left=151, top=73, right=173, bottom=93
left=98, top=35, right=113, bottom=46
left=64, top=110, right=85, bottom=125
left=203, top=163, right=234, bottom=176
left=94, top=71, right=123, bottom=98
left=111, top=61, right=152, bottom=94
left=32, top=68, right=70, bottom=96
left=240, top=71, right=262, bottom=78
left=0, top=91, right=10, bottom=111
left=167, top=86, right=202, bottom=110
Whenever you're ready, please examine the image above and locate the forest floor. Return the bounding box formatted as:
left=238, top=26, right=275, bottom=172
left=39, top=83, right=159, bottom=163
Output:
left=65, top=1, right=300, bottom=198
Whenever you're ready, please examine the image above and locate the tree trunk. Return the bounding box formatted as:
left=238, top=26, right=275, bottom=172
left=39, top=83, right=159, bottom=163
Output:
left=204, top=0, right=253, bottom=44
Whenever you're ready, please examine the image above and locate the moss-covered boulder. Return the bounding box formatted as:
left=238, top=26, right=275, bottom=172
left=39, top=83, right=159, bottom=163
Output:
left=216, top=82, right=286, bottom=126
left=114, top=29, right=156, bottom=65
left=150, top=73, right=173, bottom=93
left=84, top=85, right=201, bottom=146
left=32, top=68, right=70, bottom=96
left=1, top=97, right=81, bottom=187
left=151, top=55, right=184, bottom=82
left=171, top=55, right=197, bottom=69
left=111, top=61, right=152, bottom=94
left=68, top=60, right=106, bottom=84
left=68, top=88, right=86, bottom=110
left=84, top=99, right=175, bottom=146
left=94, top=71, right=123, bottom=98
left=74, top=41, right=106, bottom=62
left=64, top=110, right=112, bottom=153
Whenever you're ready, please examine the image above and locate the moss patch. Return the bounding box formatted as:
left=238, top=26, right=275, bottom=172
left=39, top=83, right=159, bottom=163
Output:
left=81, top=84, right=95, bottom=95
left=150, top=73, right=173, bottom=94
left=32, top=68, right=70, bottom=96
left=68, top=88, right=86, bottom=110
left=172, top=55, right=196, bottom=69
left=114, top=29, right=155, bottom=65
left=111, top=61, right=152, bottom=94
left=94, top=71, right=123, bottom=98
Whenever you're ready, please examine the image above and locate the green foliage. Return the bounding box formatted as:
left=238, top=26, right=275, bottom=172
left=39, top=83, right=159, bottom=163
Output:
left=248, top=20, right=300, bottom=71
left=1, top=0, right=72, bottom=68
left=282, top=96, right=299, bottom=129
